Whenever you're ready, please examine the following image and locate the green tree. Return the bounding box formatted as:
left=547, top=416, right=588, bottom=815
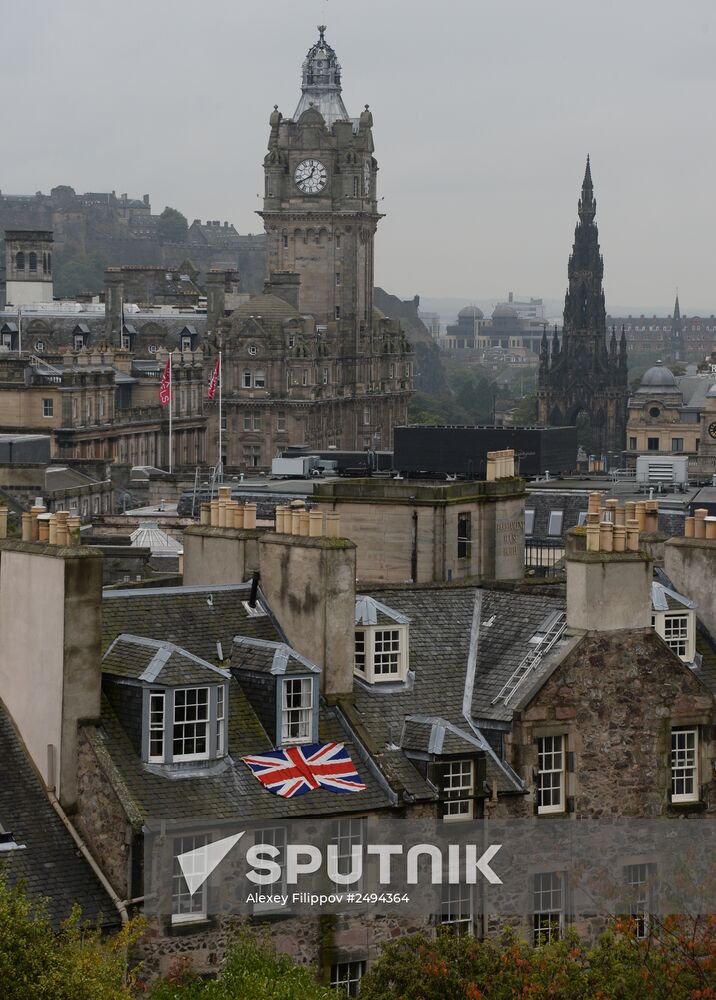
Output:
left=157, top=206, right=188, bottom=244
left=148, top=924, right=340, bottom=1000
left=0, top=877, right=142, bottom=1000
left=512, top=391, right=538, bottom=426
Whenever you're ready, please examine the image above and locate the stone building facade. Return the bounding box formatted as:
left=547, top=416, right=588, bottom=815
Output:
left=4, top=230, right=54, bottom=306
left=203, top=26, right=413, bottom=467
left=537, top=159, right=629, bottom=454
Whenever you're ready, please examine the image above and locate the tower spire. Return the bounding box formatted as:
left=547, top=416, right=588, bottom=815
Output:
left=578, top=155, right=596, bottom=222
left=293, top=25, right=349, bottom=126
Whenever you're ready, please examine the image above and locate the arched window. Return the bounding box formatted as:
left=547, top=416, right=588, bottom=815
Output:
left=29, top=252, right=37, bottom=273
left=15, top=252, right=25, bottom=271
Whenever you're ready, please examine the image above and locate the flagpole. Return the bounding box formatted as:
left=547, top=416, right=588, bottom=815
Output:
left=17, top=305, right=22, bottom=355
left=168, top=354, right=173, bottom=475
left=218, top=351, right=222, bottom=479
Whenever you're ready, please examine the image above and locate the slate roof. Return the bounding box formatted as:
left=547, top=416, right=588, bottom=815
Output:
left=232, top=637, right=320, bottom=676
left=103, top=634, right=229, bottom=685
left=96, top=583, right=393, bottom=824
left=525, top=489, right=593, bottom=540
left=355, top=594, right=410, bottom=627
left=0, top=701, right=119, bottom=928
left=651, top=581, right=696, bottom=613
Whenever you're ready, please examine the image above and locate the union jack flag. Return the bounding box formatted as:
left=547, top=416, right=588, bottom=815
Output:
left=241, top=742, right=367, bottom=798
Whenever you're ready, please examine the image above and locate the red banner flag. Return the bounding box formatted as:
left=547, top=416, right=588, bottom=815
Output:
left=159, top=356, right=172, bottom=406
left=208, top=357, right=220, bottom=401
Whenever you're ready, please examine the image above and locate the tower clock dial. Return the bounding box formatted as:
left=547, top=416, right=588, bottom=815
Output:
left=294, top=159, right=327, bottom=194
left=708, top=421, right=716, bottom=440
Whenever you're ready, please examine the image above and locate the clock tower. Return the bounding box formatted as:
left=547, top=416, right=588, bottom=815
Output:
left=260, top=25, right=378, bottom=332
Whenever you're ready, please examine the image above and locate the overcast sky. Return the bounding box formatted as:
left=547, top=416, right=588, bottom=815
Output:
left=4, top=0, right=715, bottom=311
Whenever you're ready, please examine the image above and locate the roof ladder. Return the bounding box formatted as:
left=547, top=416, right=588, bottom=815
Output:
left=491, top=611, right=567, bottom=706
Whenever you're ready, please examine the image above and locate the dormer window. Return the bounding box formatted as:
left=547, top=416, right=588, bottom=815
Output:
left=354, top=596, right=410, bottom=684
left=173, top=687, right=210, bottom=761
left=651, top=582, right=696, bottom=663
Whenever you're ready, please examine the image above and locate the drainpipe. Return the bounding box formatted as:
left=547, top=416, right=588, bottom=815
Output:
left=47, top=790, right=129, bottom=925
left=410, top=510, right=418, bottom=582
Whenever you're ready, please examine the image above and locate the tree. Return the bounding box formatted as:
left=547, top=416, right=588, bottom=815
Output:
left=147, top=924, right=340, bottom=1000
left=0, top=877, right=142, bottom=1000
left=53, top=243, right=108, bottom=298
left=157, top=207, right=188, bottom=244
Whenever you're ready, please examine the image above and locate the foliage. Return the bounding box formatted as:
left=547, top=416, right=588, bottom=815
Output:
left=53, top=242, right=108, bottom=298
left=157, top=207, right=189, bottom=244
left=147, top=924, right=339, bottom=1000
left=408, top=367, right=498, bottom=426
left=0, top=877, right=143, bottom=1000
left=512, top=391, right=538, bottom=426
left=359, top=917, right=716, bottom=1000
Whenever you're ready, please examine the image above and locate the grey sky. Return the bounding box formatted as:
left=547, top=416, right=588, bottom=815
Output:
left=4, top=0, right=715, bottom=311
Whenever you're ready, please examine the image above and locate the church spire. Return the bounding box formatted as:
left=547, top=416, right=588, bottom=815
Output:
left=293, top=25, right=350, bottom=125
left=673, top=291, right=681, bottom=321
left=578, top=155, right=596, bottom=223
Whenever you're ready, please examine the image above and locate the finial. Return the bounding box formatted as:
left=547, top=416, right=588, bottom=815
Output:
left=318, top=24, right=326, bottom=41
left=365, top=104, right=370, bottom=110
left=274, top=104, right=278, bottom=110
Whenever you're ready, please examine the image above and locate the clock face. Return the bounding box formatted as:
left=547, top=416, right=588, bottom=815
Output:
left=709, top=421, right=716, bottom=440
left=294, top=159, right=327, bottom=194
left=363, top=160, right=371, bottom=195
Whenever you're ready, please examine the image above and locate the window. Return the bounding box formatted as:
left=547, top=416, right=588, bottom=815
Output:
left=15, top=251, right=24, bottom=271
left=649, top=406, right=661, bottom=418
left=74, top=335, right=85, bottom=351
left=353, top=176, right=359, bottom=197
left=363, top=407, right=370, bottom=426
left=537, top=735, right=565, bottom=814
left=277, top=412, right=286, bottom=432
left=243, top=445, right=261, bottom=467
left=373, top=629, right=401, bottom=677
left=330, top=818, right=364, bottom=891
left=524, top=510, right=535, bottom=536
left=172, top=834, right=207, bottom=924
left=181, top=336, right=192, bottom=352
left=330, top=961, right=365, bottom=997
left=322, top=368, right=328, bottom=385
left=149, top=691, right=165, bottom=762
left=173, top=687, right=210, bottom=761
left=663, top=614, right=689, bottom=658
left=216, top=686, right=225, bottom=756
left=302, top=369, right=308, bottom=386
left=243, top=413, right=252, bottom=431
left=354, top=630, right=366, bottom=672
left=254, top=370, right=266, bottom=389
left=547, top=511, right=563, bottom=537
left=335, top=271, right=341, bottom=286
left=121, top=334, right=130, bottom=350
left=671, top=437, right=684, bottom=452
left=281, top=677, right=312, bottom=744
left=242, top=370, right=252, bottom=388
left=442, top=759, right=474, bottom=821
left=624, top=863, right=653, bottom=939
left=42, top=398, right=53, bottom=418
left=282, top=232, right=288, bottom=249
left=244, top=412, right=261, bottom=432
left=533, top=872, right=564, bottom=945
left=98, top=396, right=105, bottom=419
left=440, top=881, right=473, bottom=933
left=647, top=437, right=659, bottom=451
left=389, top=363, right=394, bottom=378
left=629, top=436, right=637, bottom=450
left=253, top=826, right=286, bottom=911
left=335, top=234, right=341, bottom=249
left=671, top=727, right=698, bottom=803
left=35, top=340, right=44, bottom=353
left=335, top=305, right=341, bottom=319
left=457, top=512, right=472, bottom=559
left=576, top=511, right=588, bottom=526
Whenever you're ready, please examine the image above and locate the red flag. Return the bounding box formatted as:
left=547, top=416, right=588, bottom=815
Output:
left=208, top=357, right=220, bottom=401
left=159, top=356, right=172, bottom=406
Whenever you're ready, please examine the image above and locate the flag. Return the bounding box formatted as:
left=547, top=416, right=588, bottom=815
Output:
left=208, top=357, right=220, bottom=401
left=159, top=356, right=172, bottom=406
left=241, top=742, right=367, bottom=798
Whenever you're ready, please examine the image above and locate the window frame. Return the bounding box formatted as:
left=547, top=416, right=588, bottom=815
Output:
left=353, top=624, right=408, bottom=684
left=330, top=817, right=365, bottom=892
left=148, top=690, right=165, bottom=763
left=457, top=511, right=472, bottom=560
left=663, top=614, right=689, bottom=659
left=532, top=871, right=564, bottom=946
left=172, top=834, right=208, bottom=924
left=42, top=398, right=54, bottom=418
left=172, top=687, right=211, bottom=762
left=536, top=734, right=566, bottom=815
left=524, top=509, right=535, bottom=536
left=252, top=825, right=287, bottom=912
left=440, top=880, right=474, bottom=934
left=671, top=726, right=699, bottom=803
left=442, top=759, right=475, bottom=822
left=330, top=960, right=365, bottom=998
left=280, top=676, right=313, bottom=745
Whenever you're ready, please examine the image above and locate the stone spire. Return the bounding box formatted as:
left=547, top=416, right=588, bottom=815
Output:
left=671, top=290, right=684, bottom=361
left=673, top=291, right=681, bottom=322
left=293, top=25, right=350, bottom=126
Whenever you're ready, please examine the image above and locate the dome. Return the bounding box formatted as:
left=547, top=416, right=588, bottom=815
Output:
left=231, top=292, right=300, bottom=323
left=293, top=26, right=350, bottom=127
left=458, top=305, right=484, bottom=321
left=492, top=303, right=519, bottom=320
left=637, top=361, right=680, bottom=393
